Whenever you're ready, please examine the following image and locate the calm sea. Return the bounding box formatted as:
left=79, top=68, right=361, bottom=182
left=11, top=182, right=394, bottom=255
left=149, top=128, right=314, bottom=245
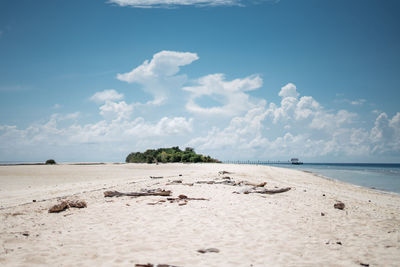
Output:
left=262, top=163, right=400, bottom=194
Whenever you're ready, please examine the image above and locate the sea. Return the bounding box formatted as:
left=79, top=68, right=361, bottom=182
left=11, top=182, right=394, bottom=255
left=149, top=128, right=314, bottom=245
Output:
left=262, top=163, right=400, bottom=194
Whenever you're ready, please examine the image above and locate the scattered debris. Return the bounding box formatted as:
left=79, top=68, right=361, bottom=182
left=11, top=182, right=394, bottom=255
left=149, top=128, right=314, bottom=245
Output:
left=135, top=264, right=180, bottom=267
left=322, top=194, right=325, bottom=197
left=150, top=176, right=163, bottom=179
left=334, top=202, right=345, bottom=210
left=48, top=201, right=69, bottom=213
left=147, top=200, right=167, bottom=205
left=32, top=199, right=37, bottom=202
left=104, top=189, right=171, bottom=198
left=166, top=180, right=183, bottom=185
left=359, top=263, right=369, bottom=267
left=321, top=212, right=325, bottom=216
left=67, top=200, right=87, bottom=208
left=197, top=248, right=220, bottom=253
left=196, top=179, right=265, bottom=187
left=218, top=171, right=231, bottom=175
left=48, top=199, right=87, bottom=213
left=336, top=241, right=342, bottom=245
left=245, top=187, right=291, bottom=195
left=179, top=174, right=182, bottom=176
left=22, top=232, right=29, bottom=237
left=196, top=180, right=217, bottom=185
left=165, top=194, right=208, bottom=205
left=244, top=181, right=267, bottom=187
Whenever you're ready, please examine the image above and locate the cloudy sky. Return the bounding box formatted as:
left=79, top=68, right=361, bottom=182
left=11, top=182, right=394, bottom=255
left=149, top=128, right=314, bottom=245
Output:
left=0, top=0, right=399, bottom=163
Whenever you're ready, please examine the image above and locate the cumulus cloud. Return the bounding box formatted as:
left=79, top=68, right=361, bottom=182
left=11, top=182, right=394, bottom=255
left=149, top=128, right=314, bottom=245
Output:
left=117, top=50, right=198, bottom=105
left=99, top=101, right=133, bottom=121
left=1, top=49, right=399, bottom=162
left=108, top=0, right=241, bottom=8
left=0, top=113, right=193, bottom=161
left=90, top=89, right=124, bottom=103
left=183, top=73, right=263, bottom=116
left=188, top=83, right=400, bottom=160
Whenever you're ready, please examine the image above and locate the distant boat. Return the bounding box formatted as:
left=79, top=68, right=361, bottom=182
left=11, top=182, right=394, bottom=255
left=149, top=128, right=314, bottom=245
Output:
left=291, top=158, right=303, bottom=165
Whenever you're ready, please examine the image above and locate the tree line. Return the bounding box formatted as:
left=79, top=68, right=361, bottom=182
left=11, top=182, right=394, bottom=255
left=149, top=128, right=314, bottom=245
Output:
left=125, top=147, right=220, bottom=164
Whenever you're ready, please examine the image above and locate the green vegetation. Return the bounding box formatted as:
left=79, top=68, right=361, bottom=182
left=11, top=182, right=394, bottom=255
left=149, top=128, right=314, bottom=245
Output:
left=45, top=159, right=56, bottom=165
left=125, top=147, right=220, bottom=164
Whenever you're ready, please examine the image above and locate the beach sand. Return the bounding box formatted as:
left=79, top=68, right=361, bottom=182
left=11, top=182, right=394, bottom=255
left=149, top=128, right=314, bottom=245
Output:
left=0, top=163, right=399, bottom=266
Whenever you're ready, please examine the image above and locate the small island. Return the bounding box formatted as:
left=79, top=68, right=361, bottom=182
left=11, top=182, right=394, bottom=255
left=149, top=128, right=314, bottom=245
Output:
left=125, top=146, right=220, bottom=164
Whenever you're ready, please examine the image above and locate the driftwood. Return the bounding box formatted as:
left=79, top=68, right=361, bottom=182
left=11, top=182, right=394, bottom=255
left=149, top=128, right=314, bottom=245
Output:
left=104, top=189, right=171, bottom=198
left=166, top=180, right=182, bottom=185
left=151, top=194, right=209, bottom=206
left=67, top=200, right=87, bottom=208
left=48, top=200, right=87, bottom=213
left=196, top=179, right=266, bottom=187
left=245, top=187, right=291, bottom=194
left=135, top=264, right=180, bottom=267
left=150, top=176, right=163, bottom=179
left=218, top=171, right=231, bottom=175
left=147, top=199, right=167, bottom=205
left=48, top=201, right=69, bottom=213
left=197, top=248, right=220, bottom=253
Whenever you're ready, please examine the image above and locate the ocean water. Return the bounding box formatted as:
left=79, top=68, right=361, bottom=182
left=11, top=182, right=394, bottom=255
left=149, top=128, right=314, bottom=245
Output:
left=264, top=163, right=400, bottom=194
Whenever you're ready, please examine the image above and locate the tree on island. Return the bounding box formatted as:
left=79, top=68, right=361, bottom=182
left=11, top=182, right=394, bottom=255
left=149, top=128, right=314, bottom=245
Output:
left=125, top=147, right=220, bottom=164
left=45, top=159, right=56, bottom=165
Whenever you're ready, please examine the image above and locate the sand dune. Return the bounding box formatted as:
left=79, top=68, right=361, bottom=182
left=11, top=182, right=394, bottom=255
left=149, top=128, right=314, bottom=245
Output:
left=0, top=163, right=399, bottom=266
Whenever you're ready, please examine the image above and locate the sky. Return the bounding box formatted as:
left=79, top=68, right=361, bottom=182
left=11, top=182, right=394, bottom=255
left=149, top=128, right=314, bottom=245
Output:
left=0, top=0, right=399, bottom=163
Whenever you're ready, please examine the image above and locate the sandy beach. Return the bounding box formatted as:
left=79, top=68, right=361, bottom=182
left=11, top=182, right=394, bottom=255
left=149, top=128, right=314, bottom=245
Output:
left=0, top=163, right=399, bottom=266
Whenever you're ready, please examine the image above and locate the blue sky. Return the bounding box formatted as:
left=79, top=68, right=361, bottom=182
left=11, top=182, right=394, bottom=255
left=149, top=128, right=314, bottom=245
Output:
left=0, top=0, right=399, bottom=162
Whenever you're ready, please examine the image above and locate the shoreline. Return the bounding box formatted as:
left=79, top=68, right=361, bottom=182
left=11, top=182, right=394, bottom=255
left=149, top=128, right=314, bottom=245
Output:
left=298, top=169, right=400, bottom=197
left=1, top=163, right=399, bottom=266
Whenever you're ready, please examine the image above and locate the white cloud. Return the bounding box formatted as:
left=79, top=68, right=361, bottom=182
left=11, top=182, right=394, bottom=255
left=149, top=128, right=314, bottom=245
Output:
left=183, top=73, right=263, bottom=116
left=350, top=99, right=366, bottom=105
left=90, top=89, right=124, bottom=103
left=99, top=101, right=133, bottom=121
left=188, top=103, right=268, bottom=152
left=108, top=0, right=241, bottom=8
left=278, top=83, right=299, bottom=98
left=0, top=114, right=193, bottom=161
left=188, top=83, right=399, bottom=161
left=1, top=49, right=399, bottom=162
left=117, top=50, right=198, bottom=105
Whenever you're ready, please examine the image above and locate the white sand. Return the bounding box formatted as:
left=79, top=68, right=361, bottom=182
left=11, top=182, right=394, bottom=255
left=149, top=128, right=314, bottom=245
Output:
left=0, top=163, right=399, bottom=266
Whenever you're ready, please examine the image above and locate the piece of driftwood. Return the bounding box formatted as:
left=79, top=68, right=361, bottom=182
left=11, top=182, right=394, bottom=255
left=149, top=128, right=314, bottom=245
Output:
left=166, top=180, right=182, bottom=185
left=67, top=200, right=87, bottom=208
left=147, top=199, right=167, bottom=205
left=243, top=181, right=267, bottom=187
left=163, top=194, right=209, bottom=205
left=104, top=189, right=171, bottom=198
left=49, top=201, right=69, bottom=213
left=197, top=248, right=220, bottom=253
left=246, top=187, right=291, bottom=194
left=135, top=264, right=180, bottom=267
left=49, top=199, right=88, bottom=213
left=150, top=176, right=163, bottom=179
left=218, top=171, right=231, bottom=175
